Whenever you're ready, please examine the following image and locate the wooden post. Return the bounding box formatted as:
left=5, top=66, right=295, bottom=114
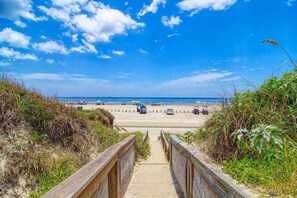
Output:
left=186, top=159, right=193, bottom=198
left=108, top=161, right=120, bottom=198
left=169, top=140, right=172, bottom=166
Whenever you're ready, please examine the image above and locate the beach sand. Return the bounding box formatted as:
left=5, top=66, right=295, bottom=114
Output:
left=72, top=104, right=220, bottom=134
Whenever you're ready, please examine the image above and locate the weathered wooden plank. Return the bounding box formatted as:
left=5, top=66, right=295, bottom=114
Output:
left=78, top=157, right=117, bottom=198
left=172, top=145, right=187, bottom=196
left=186, top=159, right=193, bottom=198
left=108, top=161, right=120, bottom=198
left=91, top=176, right=109, bottom=198
left=119, top=146, right=135, bottom=198
left=118, top=137, right=135, bottom=158
left=160, top=130, right=170, bottom=161
left=161, top=130, right=169, bottom=147
left=42, top=136, right=135, bottom=198
left=170, top=135, right=255, bottom=198
left=193, top=166, right=218, bottom=198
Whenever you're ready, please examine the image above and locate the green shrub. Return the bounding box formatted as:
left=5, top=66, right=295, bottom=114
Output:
left=182, top=68, right=297, bottom=195
left=231, top=125, right=284, bottom=160
left=121, top=132, right=150, bottom=160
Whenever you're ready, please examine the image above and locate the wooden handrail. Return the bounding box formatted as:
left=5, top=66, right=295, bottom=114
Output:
left=169, top=134, right=255, bottom=198
left=160, top=130, right=170, bottom=160
left=42, top=135, right=136, bottom=198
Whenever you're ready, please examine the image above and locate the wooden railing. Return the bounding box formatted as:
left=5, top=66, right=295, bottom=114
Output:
left=160, top=130, right=170, bottom=160
left=160, top=131, right=255, bottom=198
left=42, top=136, right=136, bottom=198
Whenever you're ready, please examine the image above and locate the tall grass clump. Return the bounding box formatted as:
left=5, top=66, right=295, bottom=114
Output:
left=0, top=77, right=150, bottom=197
left=78, top=109, right=114, bottom=128
left=182, top=40, right=297, bottom=195
left=0, top=77, right=90, bottom=150
left=183, top=70, right=297, bottom=195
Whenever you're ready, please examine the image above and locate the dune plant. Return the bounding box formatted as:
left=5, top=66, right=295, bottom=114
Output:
left=181, top=40, right=297, bottom=195
left=231, top=125, right=284, bottom=160
left=0, top=77, right=150, bottom=197
left=263, top=39, right=296, bottom=67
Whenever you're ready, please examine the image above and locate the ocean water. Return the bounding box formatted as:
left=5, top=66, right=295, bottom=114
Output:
left=59, top=97, right=224, bottom=104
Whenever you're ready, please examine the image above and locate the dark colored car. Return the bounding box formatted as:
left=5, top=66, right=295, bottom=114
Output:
left=137, top=104, right=146, bottom=112
left=166, top=108, right=174, bottom=115
left=202, top=108, right=209, bottom=115
left=78, top=100, right=87, bottom=105
left=193, top=107, right=199, bottom=115
left=139, top=106, right=147, bottom=114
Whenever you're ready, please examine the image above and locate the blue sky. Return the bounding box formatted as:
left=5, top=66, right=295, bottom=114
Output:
left=0, top=0, right=296, bottom=97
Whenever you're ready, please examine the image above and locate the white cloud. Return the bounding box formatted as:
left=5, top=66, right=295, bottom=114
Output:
left=71, top=39, right=97, bottom=53
left=0, top=61, right=11, bottom=67
left=112, top=50, right=125, bottom=56
left=0, top=47, right=37, bottom=60
left=138, top=0, right=166, bottom=17
left=33, top=41, right=69, bottom=54
left=286, top=0, right=295, bottom=6
left=139, top=49, right=149, bottom=54
left=21, top=73, right=65, bottom=81
left=39, top=1, right=145, bottom=43
left=158, top=71, right=233, bottom=87
left=116, top=72, right=131, bottom=79
left=20, top=72, right=110, bottom=85
left=177, top=0, right=237, bottom=15
left=98, top=54, right=111, bottom=59
left=219, top=76, right=240, bottom=82
left=167, top=33, right=180, bottom=38
left=0, top=0, right=46, bottom=21
left=51, top=0, right=88, bottom=7
left=161, top=16, right=182, bottom=28
left=124, top=2, right=129, bottom=6
left=72, top=34, right=78, bottom=42
left=46, top=59, right=55, bottom=64
left=14, top=20, right=27, bottom=28
left=38, top=6, right=71, bottom=22
left=73, top=4, right=145, bottom=42
left=41, top=35, right=47, bottom=39
left=0, top=28, right=30, bottom=48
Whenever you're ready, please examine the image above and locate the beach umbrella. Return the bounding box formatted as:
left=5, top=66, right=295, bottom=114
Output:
left=131, top=100, right=139, bottom=104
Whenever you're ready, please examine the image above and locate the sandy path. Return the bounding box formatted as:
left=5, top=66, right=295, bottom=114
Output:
left=124, top=131, right=184, bottom=198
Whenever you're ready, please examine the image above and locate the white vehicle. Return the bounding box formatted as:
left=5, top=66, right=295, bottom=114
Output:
left=166, top=108, right=174, bottom=115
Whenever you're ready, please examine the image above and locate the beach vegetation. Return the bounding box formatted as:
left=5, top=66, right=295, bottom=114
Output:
left=182, top=42, right=297, bottom=196
left=0, top=77, right=150, bottom=197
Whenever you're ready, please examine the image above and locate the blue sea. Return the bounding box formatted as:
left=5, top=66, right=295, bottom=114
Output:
left=58, top=97, right=223, bottom=104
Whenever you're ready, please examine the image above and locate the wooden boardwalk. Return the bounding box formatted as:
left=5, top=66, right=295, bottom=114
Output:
left=125, top=133, right=183, bottom=198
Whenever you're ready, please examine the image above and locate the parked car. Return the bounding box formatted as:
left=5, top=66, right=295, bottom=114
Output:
left=139, top=106, right=147, bottom=114
left=202, top=107, right=209, bottom=115
left=166, top=108, right=174, bottom=115
left=193, top=106, right=199, bottom=115
left=96, top=100, right=104, bottom=105
left=137, top=104, right=146, bottom=112
left=78, top=100, right=87, bottom=105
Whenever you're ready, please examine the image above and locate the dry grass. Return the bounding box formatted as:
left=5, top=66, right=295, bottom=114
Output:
left=0, top=76, right=150, bottom=197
